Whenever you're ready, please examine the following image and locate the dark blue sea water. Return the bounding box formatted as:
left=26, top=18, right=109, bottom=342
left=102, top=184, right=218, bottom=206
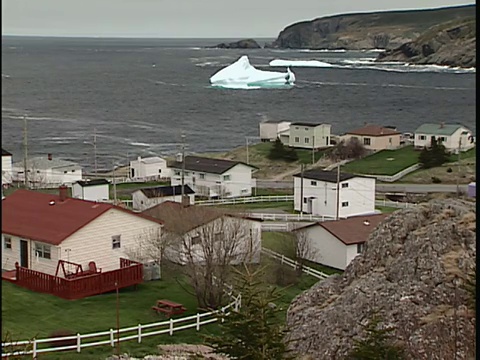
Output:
left=1, top=36, right=476, bottom=171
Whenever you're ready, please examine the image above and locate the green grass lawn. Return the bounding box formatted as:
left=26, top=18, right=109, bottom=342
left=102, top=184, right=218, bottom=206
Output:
left=252, top=187, right=293, bottom=196
left=262, top=232, right=343, bottom=276
left=2, top=260, right=318, bottom=359
left=218, top=201, right=294, bottom=212
left=447, top=147, right=476, bottom=162
left=249, top=142, right=328, bottom=165
left=342, top=145, right=419, bottom=176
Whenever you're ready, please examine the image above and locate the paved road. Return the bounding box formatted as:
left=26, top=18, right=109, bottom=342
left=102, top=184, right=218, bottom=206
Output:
left=256, top=180, right=468, bottom=193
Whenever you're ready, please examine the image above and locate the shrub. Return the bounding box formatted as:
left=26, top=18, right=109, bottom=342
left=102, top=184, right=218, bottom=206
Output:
left=446, top=167, right=453, bottom=173
left=431, top=176, right=442, bottom=183
left=48, top=329, right=76, bottom=348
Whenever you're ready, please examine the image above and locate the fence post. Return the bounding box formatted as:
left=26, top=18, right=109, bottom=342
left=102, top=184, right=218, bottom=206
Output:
left=110, top=329, right=114, bottom=347
left=33, top=339, right=37, bottom=358
left=281, top=255, right=284, bottom=264
left=221, top=307, right=226, bottom=323
left=169, top=318, right=174, bottom=336
left=76, top=333, right=81, bottom=353
left=196, top=313, right=200, bottom=331
left=138, top=324, right=142, bottom=343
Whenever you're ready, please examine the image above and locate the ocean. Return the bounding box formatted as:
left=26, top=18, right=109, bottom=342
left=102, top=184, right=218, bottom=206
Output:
left=1, top=36, right=476, bottom=172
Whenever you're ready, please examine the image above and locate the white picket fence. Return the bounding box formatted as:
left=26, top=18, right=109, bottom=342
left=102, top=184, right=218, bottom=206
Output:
left=261, top=222, right=314, bottom=232
left=261, top=248, right=330, bottom=280
left=1, top=294, right=241, bottom=358
left=196, top=195, right=294, bottom=206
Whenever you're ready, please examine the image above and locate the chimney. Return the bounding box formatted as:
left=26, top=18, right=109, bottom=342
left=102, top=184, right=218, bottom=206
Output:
left=59, top=185, right=68, bottom=202
left=48, top=153, right=52, bottom=161
left=440, top=122, right=445, bottom=129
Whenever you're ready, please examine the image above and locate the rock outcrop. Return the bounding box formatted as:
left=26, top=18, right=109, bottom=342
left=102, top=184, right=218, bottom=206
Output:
left=210, top=39, right=261, bottom=49
left=286, top=199, right=476, bottom=359
left=270, top=4, right=475, bottom=50
left=376, top=17, right=476, bottom=68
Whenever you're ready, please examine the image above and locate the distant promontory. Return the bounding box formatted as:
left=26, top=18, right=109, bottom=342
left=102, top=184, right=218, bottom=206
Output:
left=209, top=39, right=261, bottom=49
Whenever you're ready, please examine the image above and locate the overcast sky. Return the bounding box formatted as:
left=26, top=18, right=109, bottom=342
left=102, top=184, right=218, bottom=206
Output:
left=2, top=0, right=474, bottom=38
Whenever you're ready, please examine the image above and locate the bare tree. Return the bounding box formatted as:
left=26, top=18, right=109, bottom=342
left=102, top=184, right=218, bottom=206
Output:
left=328, top=138, right=367, bottom=161
left=293, top=230, right=320, bottom=272
left=145, top=204, right=260, bottom=309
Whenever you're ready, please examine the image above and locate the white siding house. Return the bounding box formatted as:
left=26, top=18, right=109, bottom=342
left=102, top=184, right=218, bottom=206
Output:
left=293, top=169, right=376, bottom=218
left=143, top=202, right=262, bottom=265
left=12, top=155, right=82, bottom=187
left=132, top=185, right=195, bottom=211
left=72, top=179, right=110, bottom=202
left=130, top=156, right=172, bottom=181
left=259, top=120, right=291, bottom=142
left=169, top=156, right=257, bottom=198
left=288, top=122, right=332, bottom=149
left=414, top=123, right=475, bottom=153
left=294, top=214, right=388, bottom=270
left=2, top=149, right=13, bottom=186
left=2, top=189, right=163, bottom=276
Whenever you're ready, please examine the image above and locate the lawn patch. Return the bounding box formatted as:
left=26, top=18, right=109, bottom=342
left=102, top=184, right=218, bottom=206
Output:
left=342, top=146, right=419, bottom=176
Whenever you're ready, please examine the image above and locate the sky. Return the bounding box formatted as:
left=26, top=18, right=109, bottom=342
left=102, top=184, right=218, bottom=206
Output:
left=1, top=0, right=474, bottom=38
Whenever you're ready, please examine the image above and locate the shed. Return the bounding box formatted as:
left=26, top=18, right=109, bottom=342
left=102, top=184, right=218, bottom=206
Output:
left=72, top=179, right=110, bottom=202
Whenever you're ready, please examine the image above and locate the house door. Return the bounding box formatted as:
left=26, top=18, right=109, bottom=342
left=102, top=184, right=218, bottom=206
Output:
left=20, top=240, right=28, bottom=268
left=307, top=198, right=313, bottom=214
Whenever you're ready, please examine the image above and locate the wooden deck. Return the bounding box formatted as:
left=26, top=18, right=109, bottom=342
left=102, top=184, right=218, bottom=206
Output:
left=3, top=258, right=143, bottom=300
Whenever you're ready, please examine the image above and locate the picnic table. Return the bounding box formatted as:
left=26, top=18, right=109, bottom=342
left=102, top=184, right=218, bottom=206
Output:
left=151, top=299, right=187, bottom=318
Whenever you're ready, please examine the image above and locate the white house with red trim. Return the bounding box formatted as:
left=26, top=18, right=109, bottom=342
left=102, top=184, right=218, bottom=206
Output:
left=294, top=214, right=388, bottom=270
left=1, top=188, right=163, bottom=277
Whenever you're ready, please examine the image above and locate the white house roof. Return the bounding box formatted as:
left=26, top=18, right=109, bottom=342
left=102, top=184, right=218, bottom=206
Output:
left=13, top=156, right=81, bottom=170
left=139, top=157, right=165, bottom=164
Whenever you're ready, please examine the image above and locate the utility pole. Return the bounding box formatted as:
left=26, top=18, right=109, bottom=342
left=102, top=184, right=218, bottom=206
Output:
left=335, top=165, right=341, bottom=220
left=300, top=164, right=304, bottom=214
left=93, top=128, right=98, bottom=175
left=23, top=115, right=28, bottom=188
left=311, top=135, right=315, bottom=165
left=181, top=132, right=186, bottom=205
left=115, top=281, right=120, bottom=356
left=112, top=162, right=117, bottom=204
left=456, top=138, right=461, bottom=197
left=246, top=137, right=250, bottom=165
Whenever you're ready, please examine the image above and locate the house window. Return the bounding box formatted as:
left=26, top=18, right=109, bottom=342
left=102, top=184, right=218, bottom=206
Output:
left=305, top=137, right=310, bottom=143
left=342, top=201, right=349, bottom=207
left=357, top=243, right=365, bottom=253
left=37, top=170, right=40, bottom=174
left=342, top=183, right=349, bottom=188
left=35, top=243, right=51, bottom=259
left=64, top=171, right=68, bottom=174
left=191, top=235, right=201, bottom=246
left=439, top=137, right=447, bottom=142
left=389, top=138, right=392, bottom=144
left=223, top=175, right=231, bottom=181
left=295, top=127, right=299, bottom=130
left=199, top=173, right=205, bottom=180
left=158, top=169, right=162, bottom=173
left=419, top=135, right=426, bottom=140
left=112, top=235, right=121, bottom=249
left=174, top=170, right=181, bottom=176
left=72, top=170, right=75, bottom=173
left=185, top=172, right=190, bottom=176
left=305, top=128, right=309, bottom=131
left=294, top=137, right=300, bottom=143
left=363, top=138, right=371, bottom=146
left=310, top=181, right=317, bottom=186
left=4, top=236, right=12, bottom=249
left=303, top=197, right=308, bottom=204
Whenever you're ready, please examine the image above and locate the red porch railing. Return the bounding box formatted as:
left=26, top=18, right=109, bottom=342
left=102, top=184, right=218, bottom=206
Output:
left=13, top=258, right=143, bottom=300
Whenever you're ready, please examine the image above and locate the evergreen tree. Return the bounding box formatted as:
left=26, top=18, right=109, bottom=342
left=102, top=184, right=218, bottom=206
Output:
left=347, top=313, right=406, bottom=360
left=283, top=147, right=298, bottom=162
left=268, top=138, right=286, bottom=160
left=418, top=137, right=449, bottom=169
left=205, top=265, right=293, bottom=360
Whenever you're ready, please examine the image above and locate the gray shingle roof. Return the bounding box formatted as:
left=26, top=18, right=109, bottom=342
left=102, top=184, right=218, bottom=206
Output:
left=293, top=169, right=361, bottom=183
left=76, top=179, right=110, bottom=187
left=140, top=185, right=194, bottom=198
left=169, top=156, right=257, bottom=175
left=2, top=149, right=12, bottom=156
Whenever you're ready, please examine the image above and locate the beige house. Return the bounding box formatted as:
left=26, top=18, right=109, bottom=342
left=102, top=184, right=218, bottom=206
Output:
left=288, top=122, right=332, bottom=149
left=341, top=124, right=401, bottom=151
left=414, top=123, right=475, bottom=153
left=294, top=214, right=388, bottom=270
left=2, top=188, right=163, bottom=276
left=143, top=202, right=262, bottom=265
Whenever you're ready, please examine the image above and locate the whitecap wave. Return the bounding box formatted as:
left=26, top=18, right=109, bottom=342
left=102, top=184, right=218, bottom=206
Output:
left=130, top=142, right=151, bottom=147
left=195, top=61, right=220, bottom=67
left=2, top=74, right=11, bottom=78
left=297, top=49, right=346, bottom=53
left=269, top=59, right=334, bottom=67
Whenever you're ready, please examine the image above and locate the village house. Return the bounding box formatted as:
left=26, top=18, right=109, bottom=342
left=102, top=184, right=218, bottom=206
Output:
left=72, top=179, right=110, bottom=202
left=341, top=124, right=401, bottom=151
left=287, top=122, right=332, bottom=149
left=2, top=148, right=13, bottom=186
left=414, top=123, right=475, bottom=153
left=259, top=120, right=291, bottom=142
left=142, top=201, right=262, bottom=265
left=12, top=155, right=83, bottom=187
left=129, top=156, right=171, bottom=181
left=293, top=169, right=376, bottom=218
left=294, top=214, right=388, bottom=270
left=169, top=155, right=257, bottom=198
left=1, top=188, right=163, bottom=276
left=132, top=184, right=195, bottom=211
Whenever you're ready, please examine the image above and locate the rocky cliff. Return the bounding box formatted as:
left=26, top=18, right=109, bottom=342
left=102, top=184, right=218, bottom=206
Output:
left=271, top=5, right=475, bottom=50
left=376, top=17, right=476, bottom=68
left=286, top=199, right=476, bottom=359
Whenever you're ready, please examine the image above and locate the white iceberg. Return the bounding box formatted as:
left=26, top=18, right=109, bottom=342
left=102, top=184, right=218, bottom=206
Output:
left=269, top=59, right=334, bottom=68
left=210, top=56, right=295, bottom=89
